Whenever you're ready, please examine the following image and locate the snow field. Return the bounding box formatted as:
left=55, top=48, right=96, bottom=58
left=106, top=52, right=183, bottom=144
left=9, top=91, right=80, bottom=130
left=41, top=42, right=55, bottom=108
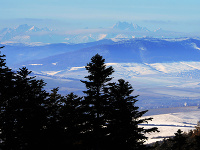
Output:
left=140, top=106, right=200, bottom=144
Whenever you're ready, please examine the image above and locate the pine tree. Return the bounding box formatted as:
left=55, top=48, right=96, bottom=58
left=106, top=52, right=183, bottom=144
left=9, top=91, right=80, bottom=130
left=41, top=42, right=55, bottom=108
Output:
left=107, top=79, right=158, bottom=150
left=171, top=129, right=186, bottom=150
left=0, top=46, right=18, bottom=149
left=81, top=53, right=114, bottom=149
left=43, top=87, right=66, bottom=149
left=0, top=48, right=48, bottom=149
left=59, top=93, right=83, bottom=148
left=14, top=67, right=48, bottom=149
left=43, top=89, right=83, bottom=149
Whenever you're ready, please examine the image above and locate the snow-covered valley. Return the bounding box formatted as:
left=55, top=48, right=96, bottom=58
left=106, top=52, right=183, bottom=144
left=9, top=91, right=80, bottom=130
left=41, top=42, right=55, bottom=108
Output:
left=2, top=36, right=200, bottom=144
left=140, top=106, right=200, bottom=144
left=30, top=61, right=200, bottom=109
left=2, top=37, right=200, bottom=108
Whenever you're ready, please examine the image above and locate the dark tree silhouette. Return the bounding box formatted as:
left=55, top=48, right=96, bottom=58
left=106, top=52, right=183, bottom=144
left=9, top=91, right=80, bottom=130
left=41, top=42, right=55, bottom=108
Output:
left=43, top=88, right=84, bottom=149
left=59, top=93, right=83, bottom=149
left=42, top=87, right=68, bottom=149
left=0, top=67, right=48, bottom=149
left=0, top=47, right=48, bottom=149
left=106, top=79, right=158, bottom=150
left=81, top=54, right=158, bottom=150
left=0, top=49, right=159, bottom=150
left=0, top=46, right=18, bottom=149
left=171, top=129, right=186, bottom=150
left=81, top=54, right=114, bottom=149
left=14, top=67, right=48, bottom=149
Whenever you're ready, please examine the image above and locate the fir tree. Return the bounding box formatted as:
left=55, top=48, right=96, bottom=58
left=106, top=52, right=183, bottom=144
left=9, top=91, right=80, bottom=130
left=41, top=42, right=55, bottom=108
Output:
left=0, top=67, right=48, bottom=149
left=43, top=87, right=65, bottom=149
left=171, top=129, right=186, bottom=150
left=106, top=79, right=158, bottom=150
left=0, top=46, right=18, bottom=149
left=59, top=93, right=83, bottom=149
left=14, top=67, right=48, bottom=149
left=81, top=53, right=114, bottom=149
left=0, top=47, right=48, bottom=149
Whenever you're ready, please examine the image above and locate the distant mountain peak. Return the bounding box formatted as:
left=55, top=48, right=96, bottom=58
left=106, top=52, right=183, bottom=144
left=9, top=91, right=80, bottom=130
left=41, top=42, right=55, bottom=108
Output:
left=14, top=24, right=51, bottom=32
left=112, top=21, right=132, bottom=30
left=112, top=21, right=149, bottom=32
left=15, top=24, right=31, bottom=31
left=17, top=24, right=30, bottom=28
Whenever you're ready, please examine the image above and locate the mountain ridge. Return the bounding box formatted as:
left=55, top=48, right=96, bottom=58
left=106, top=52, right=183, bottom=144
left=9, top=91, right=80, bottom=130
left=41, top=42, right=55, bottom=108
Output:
left=10, top=37, right=200, bottom=71
left=0, top=22, right=187, bottom=44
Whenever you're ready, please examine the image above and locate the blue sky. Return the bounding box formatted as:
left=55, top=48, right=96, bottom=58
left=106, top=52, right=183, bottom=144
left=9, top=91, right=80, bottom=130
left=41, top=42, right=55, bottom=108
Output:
left=1, top=0, right=200, bottom=32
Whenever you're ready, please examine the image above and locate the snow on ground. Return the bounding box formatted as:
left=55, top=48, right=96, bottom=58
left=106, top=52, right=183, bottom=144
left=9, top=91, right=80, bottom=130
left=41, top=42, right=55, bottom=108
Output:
left=41, top=71, right=62, bottom=76
left=47, top=61, right=200, bottom=80
left=148, top=62, right=195, bottom=74
left=37, top=61, right=200, bottom=100
left=140, top=106, right=200, bottom=144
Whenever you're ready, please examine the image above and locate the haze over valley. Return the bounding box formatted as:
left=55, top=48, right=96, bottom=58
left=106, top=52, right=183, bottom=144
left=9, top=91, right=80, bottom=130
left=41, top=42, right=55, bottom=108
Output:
left=1, top=30, right=200, bottom=109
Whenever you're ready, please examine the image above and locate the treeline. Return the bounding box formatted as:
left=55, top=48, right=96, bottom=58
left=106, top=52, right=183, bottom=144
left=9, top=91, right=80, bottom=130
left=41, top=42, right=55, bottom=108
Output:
left=151, top=129, right=200, bottom=150
left=0, top=46, right=159, bottom=150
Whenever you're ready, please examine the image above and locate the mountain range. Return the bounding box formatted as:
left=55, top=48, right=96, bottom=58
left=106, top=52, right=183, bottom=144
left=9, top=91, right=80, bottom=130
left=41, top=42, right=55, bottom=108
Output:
left=1, top=37, right=200, bottom=108
left=0, top=22, right=187, bottom=44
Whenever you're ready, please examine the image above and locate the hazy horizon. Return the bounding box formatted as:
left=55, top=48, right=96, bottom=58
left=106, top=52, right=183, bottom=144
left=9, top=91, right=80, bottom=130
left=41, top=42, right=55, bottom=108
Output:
left=1, top=0, right=200, bottom=33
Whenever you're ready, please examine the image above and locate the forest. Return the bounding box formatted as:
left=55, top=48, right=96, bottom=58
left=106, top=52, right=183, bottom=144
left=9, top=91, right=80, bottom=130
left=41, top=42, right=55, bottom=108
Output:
left=0, top=46, right=200, bottom=150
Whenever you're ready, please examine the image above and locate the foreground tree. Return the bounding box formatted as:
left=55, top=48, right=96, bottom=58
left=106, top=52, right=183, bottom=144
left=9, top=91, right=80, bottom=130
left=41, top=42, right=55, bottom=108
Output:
left=13, top=68, right=48, bottom=149
left=0, top=67, right=48, bottom=149
left=81, top=54, right=114, bottom=149
left=0, top=47, right=48, bottom=149
left=107, top=79, right=158, bottom=150
left=59, top=93, right=83, bottom=148
left=0, top=46, right=18, bottom=149
left=0, top=49, right=159, bottom=149
left=81, top=54, right=158, bottom=150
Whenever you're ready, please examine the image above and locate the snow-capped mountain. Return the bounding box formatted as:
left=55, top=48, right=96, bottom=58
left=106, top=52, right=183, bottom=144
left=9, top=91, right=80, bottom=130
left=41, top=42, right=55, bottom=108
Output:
left=0, top=24, right=53, bottom=44
left=112, top=21, right=149, bottom=32
left=0, top=22, right=186, bottom=44
left=2, top=24, right=51, bottom=34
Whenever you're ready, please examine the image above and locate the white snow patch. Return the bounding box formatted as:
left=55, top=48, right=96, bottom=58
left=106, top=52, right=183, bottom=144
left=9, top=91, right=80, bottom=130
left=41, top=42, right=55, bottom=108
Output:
left=98, top=34, right=107, bottom=40
left=140, top=106, right=200, bottom=144
left=29, top=26, right=35, bottom=31
left=163, top=38, right=189, bottom=42
left=180, top=62, right=200, bottom=70
left=149, top=62, right=196, bottom=73
left=192, top=43, right=200, bottom=50
left=52, top=62, right=57, bottom=65
left=41, top=71, right=62, bottom=76
left=149, top=63, right=168, bottom=73
left=106, top=63, right=118, bottom=66
left=139, top=47, right=146, bottom=51
left=29, top=64, right=43, bottom=66
left=69, top=66, right=85, bottom=71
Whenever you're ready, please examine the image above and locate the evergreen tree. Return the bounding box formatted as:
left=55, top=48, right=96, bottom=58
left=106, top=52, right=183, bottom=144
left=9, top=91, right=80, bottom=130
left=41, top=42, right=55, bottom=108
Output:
left=0, top=48, right=48, bottom=149
left=153, top=129, right=188, bottom=150
left=81, top=54, right=114, bottom=149
left=13, top=67, right=48, bottom=149
left=0, top=46, right=18, bottom=149
left=59, top=93, right=83, bottom=149
left=0, top=50, right=160, bottom=150
left=106, top=79, right=158, bottom=150
left=44, top=89, right=83, bottom=149
left=171, top=129, right=186, bottom=150
left=43, top=87, right=65, bottom=149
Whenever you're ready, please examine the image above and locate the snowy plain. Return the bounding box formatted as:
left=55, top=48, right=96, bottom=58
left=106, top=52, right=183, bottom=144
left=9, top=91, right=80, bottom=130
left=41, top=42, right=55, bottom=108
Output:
left=140, top=106, right=200, bottom=144
left=36, top=61, right=200, bottom=97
